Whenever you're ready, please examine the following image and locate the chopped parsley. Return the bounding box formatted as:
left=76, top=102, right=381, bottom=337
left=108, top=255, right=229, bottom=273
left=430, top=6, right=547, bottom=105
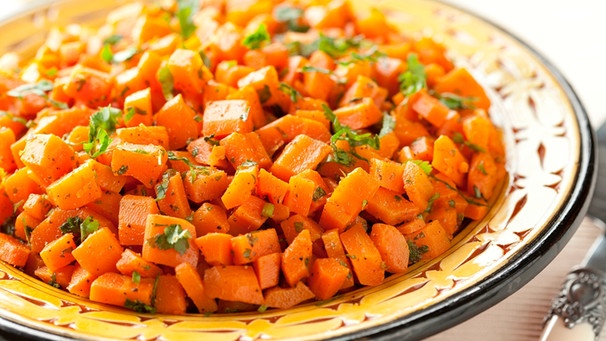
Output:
left=83, top=106, right=121, bottom=158
left=158, top=65, right=174, bottom=100
left=278, top=82, right=301, bottom=102
left=274, top=6, right=308, bottom=32
left=261, top=203, right=275, bottom=218
left=7, top=79, right=67, bottom=109
left=398, top=53, right=426, bottom=96
left=437, top=92, right=477, bottom=110
left=58, top=216, right=100, bottom=243
left=148, top=224, right=192, bottom=255
left=452, top=132, right=486, bottom=152
left=410, top=160, right=433, bottom=175
left=176, top=0, right=199, bottom=39
left=408, top=240, right=428, bottom=265
left=125, top=299, right=156, bottom=314
left=242, top=23, right=271, bottom=50
left=323, top=104, right=380, bottom=166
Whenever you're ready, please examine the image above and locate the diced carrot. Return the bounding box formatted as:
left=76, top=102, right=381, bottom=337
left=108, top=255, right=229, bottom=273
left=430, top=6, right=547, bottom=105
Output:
left=282, top=229, right=312, bottom=287
left=319, top=167, right=380, bottom=232
left=46, top=159, right=103, bottom=210
left=0, top=233, right=31, bottom=267
left=256, top=168, right=289, bottom=204
left=366, top=187, right=420, bottom=226
left=155, top=170, right=192, bottom=219
left=204, top=265, right=264, bottom=305
left=89, top=272, right=155, bottom=309
left=154, top=274, right=188, bottom=315
left=72, top=227, right=123, bottom=277
left=339, top=223, right=384, bottom=286
left=167, top=48, right=212, bottom=97
left=308, top=257, right=349, bottom=300
left=231, top=228, right=281, bottom=265
left=20, top=133, right=78, bottom=187
left=183, top=168, right=230, bottom=203
left=370, top=223, right=409, bottom=273
left=404, top=220, right=451, bottom=261
left=432, top=135, right=469, bottom=187
left=0, top=127, right=16, bottom=173
left=110, top=141, right=168, bottom=188
left=39, top=233, right=76, bottom=272
left=264, top=281, right=315, bottom=309
left=154, top=94, right=200, bottom=150
left=115, top=125, right=170, bottom=150
left=434, top=67, right=490, bottom=111
left=192, top=202, right=230, bottom=236
left=118, top=194, right=159, bottom=246
left=409, top=89, right=452, bottom=128
left=255, top=114, right=332, bottom=146
left=222, top=163, right=258, bottom=209
left=187, top=137, right=230, bottom=169
left=195, top=232, right=233, bottom=266
left=13, top=210, right=41, bottom=242
left=123, top=88, right=153, bottom=127
left=3, top=167, right=44, bottom=204
left=369, top=158, right=405, bottom=193
left=175, top=262, right=218, bottom=313
left=252, top=252, right=281, bottom=290
left=227, top=195, right=269, bottom=235
left=269, top=134, right=332, bottom=181
left=403, top=161, right=434, bottom=211
left=63, top=64, right=112, bottom=107
left=202, top=99, right=254, bottom=138
left=142, top=214, right=198, bottom=268
left=35, top=264, right=75, bottom=289
left=66, top=264, right=95, bottom=297
left=220, top=132, right=272, bottom=169
left=280, top=214, right=323, bottom=245
left=116, top=249, right=163, bottom=278
left=321, top=229, right=354, bottom=289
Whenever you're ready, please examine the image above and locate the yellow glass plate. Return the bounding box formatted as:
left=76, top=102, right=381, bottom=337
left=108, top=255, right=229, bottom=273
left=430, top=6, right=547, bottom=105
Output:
left=0, top=0, right=595, bottom=340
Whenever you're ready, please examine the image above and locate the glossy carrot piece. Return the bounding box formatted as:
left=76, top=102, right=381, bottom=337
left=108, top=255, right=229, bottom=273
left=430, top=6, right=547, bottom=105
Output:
left=370, top=223, right=409, bottom=273
left=183, top=168, right=230, bottom=204
left=192, top=202, right=231, bottom=236
left=220, top=132, right=272, bottom=169
left=0, top=233, right=31, bottom=267
left=154, top=94, right=200, bottom=150
left=269, top=134, right=332, bottom=182
left=264, top=281, right=315, bottom=309
left=89, top=272, right=155, bottom=308
left=175, top=262, right=218, bottom=313
left=282, top=229, right=312, bottom=287
left=155, top=170, right=192, bottom=220
left=154, top=274, right=188, bottom=315
left=203, top=265, right=264, bottom=305
left=227, top=195, right=269, bottom=236
left=110, top=141, right=168, bottom=188
left=39, top=232, right=76, bottom=272
left=231, top=228, right=281, bottom=265
left=46, top=159, right=103, bottom=210
left=118, top=194, right=159, bottom=246
left=221, top=163, right=258, bottom=209
left=195, top=232, right=233, bottom=266
left=20, top=133, right=78, bottom=187
left=252, top=252, right=281, bottom=290
left=72, top=227, right=123, bottom=277
left=319, top=167, right=380, bottom=232
left=308, top=257, right=349, bottom=300
left=142, top=214, right=198, bottom=268
left=202, top=99, right=254, bottom=138
left=116, top=249, right=163, bottom=278
left=339, top=223, right=384, bottom=286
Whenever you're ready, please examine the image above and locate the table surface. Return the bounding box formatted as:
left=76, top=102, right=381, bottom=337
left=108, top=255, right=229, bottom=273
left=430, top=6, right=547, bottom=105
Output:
left=1, top=1, right=606, bottom=340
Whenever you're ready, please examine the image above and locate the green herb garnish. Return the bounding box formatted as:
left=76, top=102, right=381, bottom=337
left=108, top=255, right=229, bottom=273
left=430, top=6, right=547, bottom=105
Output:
left=176, top=0, right=199, bottom=39
left=242, top=23, right=271, bottom=50
left=398, top=53, right=426, bottom=96
left=148, top=224, right=192, bottom=255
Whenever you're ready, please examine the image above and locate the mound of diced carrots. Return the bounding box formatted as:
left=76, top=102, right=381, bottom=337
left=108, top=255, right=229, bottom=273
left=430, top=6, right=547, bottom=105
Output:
left=0, top=0, right=506, bottom=314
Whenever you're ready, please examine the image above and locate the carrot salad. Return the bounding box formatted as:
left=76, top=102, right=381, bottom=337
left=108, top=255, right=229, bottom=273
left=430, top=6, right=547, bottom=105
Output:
left=0, top=0, right=506, bottom=314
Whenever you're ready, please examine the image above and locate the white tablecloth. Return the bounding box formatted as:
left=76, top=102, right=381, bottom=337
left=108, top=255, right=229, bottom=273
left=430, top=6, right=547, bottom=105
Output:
left=1, top=1, right=606, bottom=340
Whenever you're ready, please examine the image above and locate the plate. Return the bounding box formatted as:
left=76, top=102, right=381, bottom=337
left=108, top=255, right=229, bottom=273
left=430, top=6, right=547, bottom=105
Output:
left=0, top=0, right=596, bottom=340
